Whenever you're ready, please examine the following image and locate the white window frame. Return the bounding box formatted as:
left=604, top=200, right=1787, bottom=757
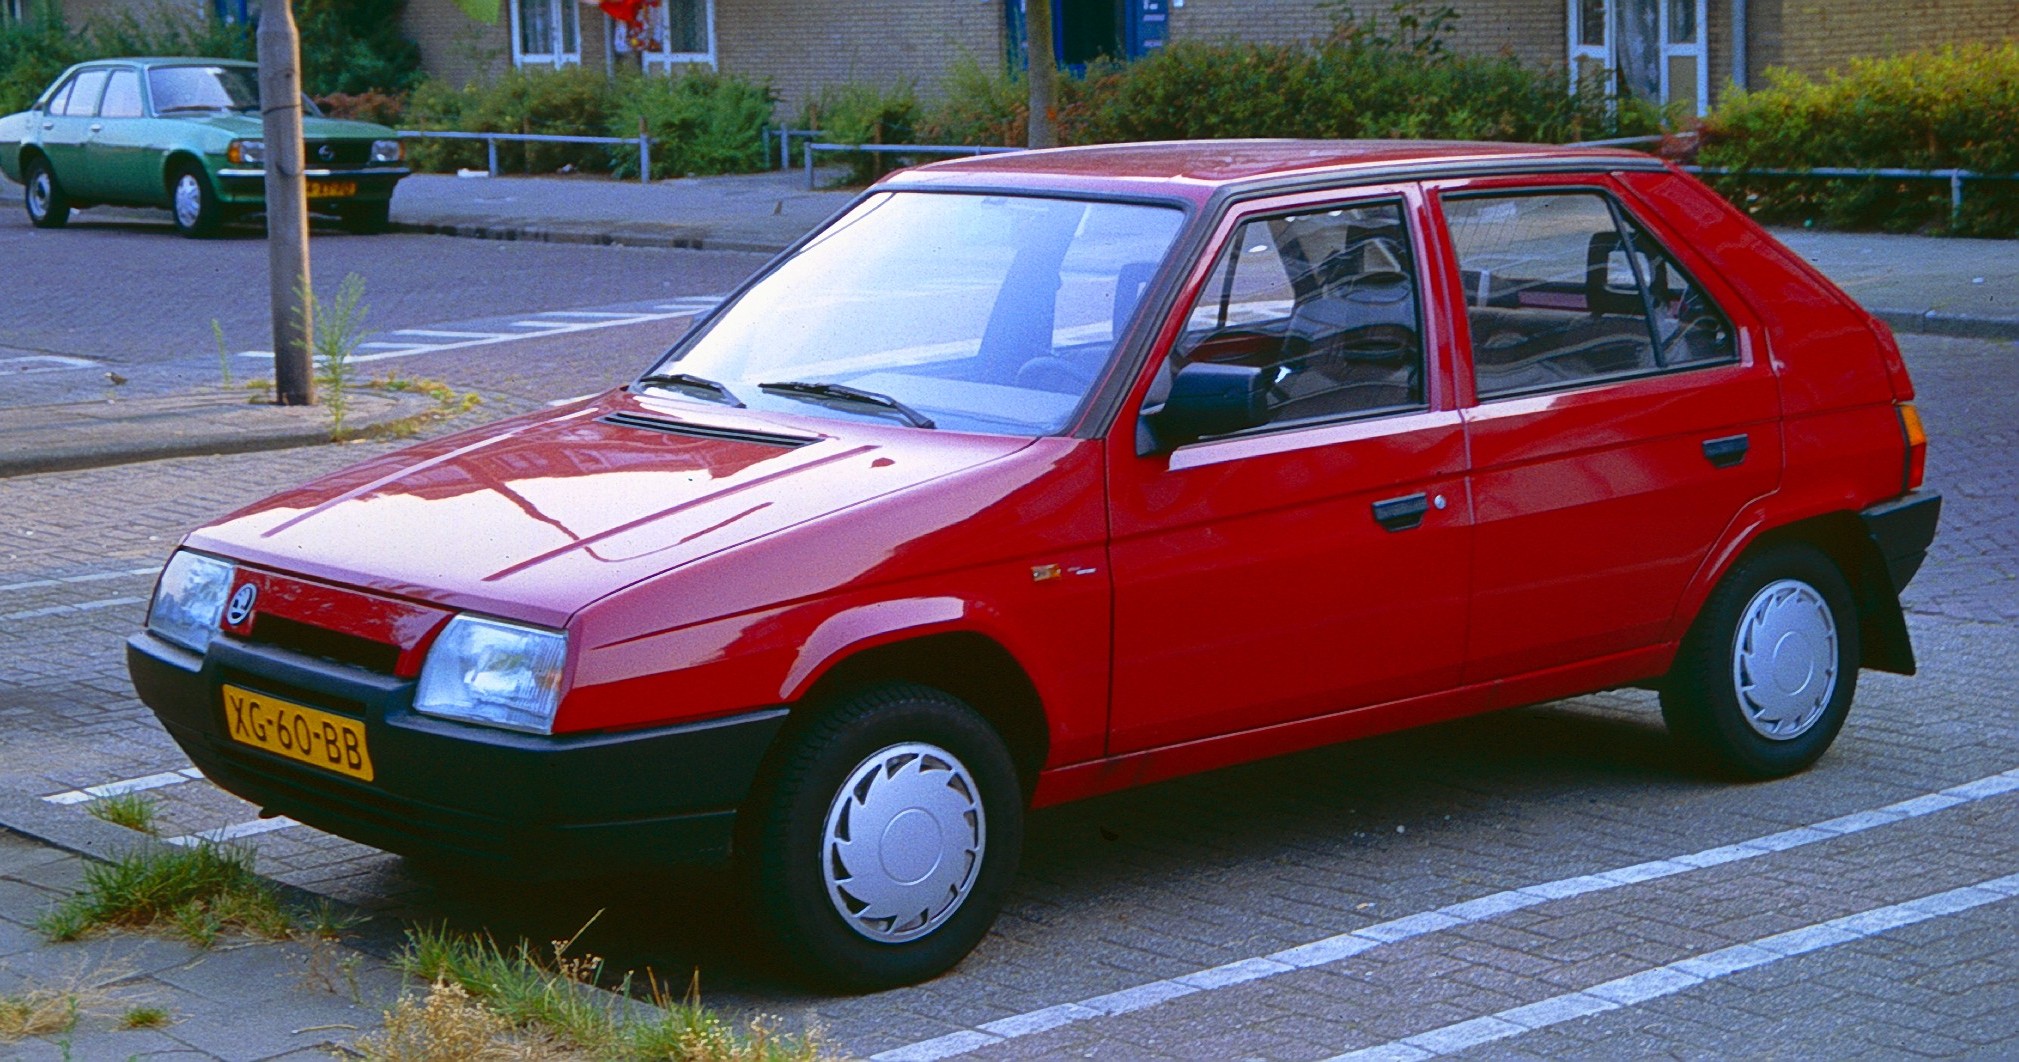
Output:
left=1566, top=0, right=1614, bottom=97
left=640, top=0, right=717, bottom=69
left=1565, top=0, right=1708, bottom=116
left=1657, top=0, right=1710, bottom=117
left=510, top=0, right=582, bottom=68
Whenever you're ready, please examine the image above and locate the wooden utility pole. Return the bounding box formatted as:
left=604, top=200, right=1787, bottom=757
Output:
left=259, top=0, right=314, bottom=406
left=1027, top=0, right=1058, bottom=149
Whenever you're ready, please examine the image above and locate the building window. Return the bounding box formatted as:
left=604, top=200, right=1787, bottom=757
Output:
left=1565, top=0, right=1708, bottom=116
left=512, top=0, right=581, bottom=67
left=636, top=0, right=715, bottom=68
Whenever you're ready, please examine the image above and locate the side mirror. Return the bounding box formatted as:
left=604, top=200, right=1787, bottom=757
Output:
left=1146, top=362, right=1269, bottom=451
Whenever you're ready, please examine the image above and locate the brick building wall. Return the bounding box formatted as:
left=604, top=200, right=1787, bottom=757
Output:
left=401, top=0, right=510, bottom=89
left=1169, top=0, right=1566, bottom=68
left=1747, top=0, right=2018, bottom=81
left=714, top=0, right=1006, bottom=116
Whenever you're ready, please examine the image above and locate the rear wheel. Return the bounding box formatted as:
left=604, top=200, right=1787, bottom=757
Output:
left=23, top=156, right=69, bottom=228
left=170, top=163, right=224, bottom=238
left=337, top=200, right=391, bottom=234
left=737, top=683, right=1023, bottom=991
left=1662, top=541, right=1860, bottom=779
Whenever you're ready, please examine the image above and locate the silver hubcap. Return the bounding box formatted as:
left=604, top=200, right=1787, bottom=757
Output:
left=822, top=742, right=986, bottom=944
left=174, top=174, right=203, bottom=228
left=27, top=172, right=50, bottom=219
left=1732, top=578, right=1838, bottom=740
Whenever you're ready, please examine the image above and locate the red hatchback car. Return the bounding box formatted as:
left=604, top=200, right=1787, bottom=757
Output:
left=129, top=141, right=1939, bottom=989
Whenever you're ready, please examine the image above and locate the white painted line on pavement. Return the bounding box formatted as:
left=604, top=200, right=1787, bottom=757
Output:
left=392, top=329, right=505, bottom=340
left=869, top=766, right=2019, bottom=1062
left=0, top=354, right=98, bottom=374
left=546, top=392, right=601, bottom=407
left=1, top=595, right=148, bottom=622
left=43, top=767, right=206, bottom=806
left=358, top=342, right=427, bottom=351
left=164, top=815, right=299, bottom=846
left=537, top=310, right=639, bottom=319
left=508, top=321, right=571, bottom=329
left=231, top=299, right=722, bottom=366
left=0, top=566, right=156, bottom=595
left=1324, top=869, right=2019, bottom=1061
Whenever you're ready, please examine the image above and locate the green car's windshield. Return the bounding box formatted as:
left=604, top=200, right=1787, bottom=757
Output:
left=648, top=191, right=1185, bottom=436
left=148, top=65, right=264, bottom=114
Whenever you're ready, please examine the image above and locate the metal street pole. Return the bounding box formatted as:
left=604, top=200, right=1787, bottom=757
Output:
left=259, top=0, right=314, bottom=406
left=1026, top=0, right=1058, bottom=149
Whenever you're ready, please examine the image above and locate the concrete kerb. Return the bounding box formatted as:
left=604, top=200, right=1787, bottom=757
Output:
left=391, top=218, right=793, bottom=256
left=1874, top=308, right=2019, bottom=341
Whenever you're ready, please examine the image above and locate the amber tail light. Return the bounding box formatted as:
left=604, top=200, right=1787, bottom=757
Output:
left=1898, top=402, right=1927, bottom=492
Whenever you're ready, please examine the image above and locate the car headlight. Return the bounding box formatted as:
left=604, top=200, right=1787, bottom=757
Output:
left=414, top=615, right=568, bottom=734
left=146, top=551, right=235, bottom=654
left=370, top=138, right=403, bottom=164
left=227, top=139, right=265, bottom=166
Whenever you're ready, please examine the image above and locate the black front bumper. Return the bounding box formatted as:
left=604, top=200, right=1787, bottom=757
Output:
left=128, top=633, right=786, bottom=874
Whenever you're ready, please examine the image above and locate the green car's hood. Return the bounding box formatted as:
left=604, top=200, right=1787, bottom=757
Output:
left=179, top=113, right=395, bottom=140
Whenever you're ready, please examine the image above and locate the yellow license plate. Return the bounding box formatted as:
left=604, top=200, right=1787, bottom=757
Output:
left=222, top=684, right=374, bottom=782
left=306, top=179, right=357, bottom=198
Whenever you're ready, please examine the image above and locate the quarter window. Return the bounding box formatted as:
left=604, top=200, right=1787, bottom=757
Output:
left=1444, top=191, right=1731, bottom=399
left=1171, top=202, right=1426, bottom=428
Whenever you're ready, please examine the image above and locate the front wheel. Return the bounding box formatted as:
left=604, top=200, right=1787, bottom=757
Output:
left=24, top=156, right=69, bottom=228
left=737, top=683, right=1023, bottom=991
left=1662, top=541, right=1861, bottom=779
left=170, top=164, right=224, bottom=238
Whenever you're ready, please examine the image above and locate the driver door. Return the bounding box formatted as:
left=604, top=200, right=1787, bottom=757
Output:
left=1105, top=186, right=1474, bottom=753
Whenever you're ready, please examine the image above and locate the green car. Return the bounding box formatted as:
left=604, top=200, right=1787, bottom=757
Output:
left=0, top=57, right=408, bottom=237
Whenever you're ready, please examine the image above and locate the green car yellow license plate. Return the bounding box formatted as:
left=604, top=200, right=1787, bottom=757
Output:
left=222, top=684, right=374, bottom=781
left=306, top=179, right=357, bottom=198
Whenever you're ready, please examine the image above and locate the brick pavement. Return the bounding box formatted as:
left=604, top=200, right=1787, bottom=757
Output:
left=0, top=332, right=2012, bottom=1057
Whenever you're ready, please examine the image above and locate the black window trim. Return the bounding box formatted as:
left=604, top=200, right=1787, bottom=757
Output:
left=1439, top=184, right=1740, bottom=405
left=1164, top=193, right=1434, bottom=448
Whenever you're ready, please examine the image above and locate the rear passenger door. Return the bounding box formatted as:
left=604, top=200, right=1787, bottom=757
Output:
left=1429, top=177, right=1780, bottom=690
left=40, top=68, right=108, bottom=193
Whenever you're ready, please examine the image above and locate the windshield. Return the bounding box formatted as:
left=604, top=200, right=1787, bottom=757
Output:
left=148, top=66, right=259, bottom=113
left=649, top=191, right=1185, bottom=435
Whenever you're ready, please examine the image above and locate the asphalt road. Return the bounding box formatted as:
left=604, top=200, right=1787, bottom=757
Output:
left=1, top=189, right=2015, bottom=1057
left=0, top=178, right=771, bottom=408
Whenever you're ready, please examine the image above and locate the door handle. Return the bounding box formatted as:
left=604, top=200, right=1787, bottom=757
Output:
left=88, top=123, right=102, bottom=133
left=1372, top=492, right=1430, bottom=532
left=1702, top=433, right=1749, bottom=468
left=42, top=122, right=53, bottom=130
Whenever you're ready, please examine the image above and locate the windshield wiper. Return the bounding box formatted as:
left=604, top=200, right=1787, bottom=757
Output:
left=758, top=380, right=935, bottom=429
left=637, top=372, right=744, bottom=407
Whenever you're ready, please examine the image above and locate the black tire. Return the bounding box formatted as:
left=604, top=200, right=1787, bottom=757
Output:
left=736, top=682, right=1024, bottom=991
left=169, top=162, right=224, bottom=238
left=23, top=155, right=70, bottom=228
left=1661, top=541, right=1861, bottom=779
left=337, top=200, right=391, bottom=234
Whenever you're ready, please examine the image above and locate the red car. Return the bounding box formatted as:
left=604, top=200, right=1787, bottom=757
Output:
left=129, top=141, right=1939, bottom=989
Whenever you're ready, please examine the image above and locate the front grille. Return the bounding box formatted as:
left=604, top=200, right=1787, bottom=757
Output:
left=248, top=614, right=400, bottom=675
left=305, top=139, right=373, bottom=166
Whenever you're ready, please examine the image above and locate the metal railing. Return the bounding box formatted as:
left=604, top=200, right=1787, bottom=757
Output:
left=1683, top=165, right=2018, bottom=224
left=803, top=141, right=1024, bottom=189
left=396, top=128, right=655, bottom=182
left=763, top=128, right=828, bottom=170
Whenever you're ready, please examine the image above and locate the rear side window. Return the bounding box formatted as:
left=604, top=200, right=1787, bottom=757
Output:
left=60, top=69, right=108, bottom=117
left=99, top=70, right=142, bottom=119
left=1444, top=191, right=1734, bottom=399
left=41, top=75, right=76, bottom=115
left=1171, top=201, right=1425, bottom=428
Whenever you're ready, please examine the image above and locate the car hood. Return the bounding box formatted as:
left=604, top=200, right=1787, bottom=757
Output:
left=179, top=114, right=394, bottom=139
left=183, top=391, right=1037, bottom=628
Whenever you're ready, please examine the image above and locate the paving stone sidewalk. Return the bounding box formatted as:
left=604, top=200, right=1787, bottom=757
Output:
left=0, top=826, right=405, bottom=1061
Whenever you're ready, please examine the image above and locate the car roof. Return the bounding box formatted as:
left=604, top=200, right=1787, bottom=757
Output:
left=881, top=139, right=1666, bottom=204
left=75, top=57, right=256, bottom=69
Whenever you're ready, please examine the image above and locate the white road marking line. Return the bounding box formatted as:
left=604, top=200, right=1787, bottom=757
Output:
left=537, top=310, right=639, bottom=319
left=868, top=766, right=2019, bottom=1062
left=1324, top=870, right=2019, bottom=1061
left=164, top=816, right=299, bottom=846
left=358, top=342, right=427, bottom=351
left=0, top=566, right=156, bottom=595
left=392, top=329, right=504, bottom=339
left=653, top=301, right=721, bottom=311
left=231, top=300, right=722, bottom=366
left=43, top=767, right=206, bottom=806
left=1, top=595, right=148, bottom=622
left=0, top=354, right=98, bottom=374
left=545, top=392, right=602, bottom=407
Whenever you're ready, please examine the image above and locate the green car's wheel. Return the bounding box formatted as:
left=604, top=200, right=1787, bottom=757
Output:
left=170, top=163, right=224, bottom=238
left=337, top=200, right=392, bottom=235
left=24, top=156, right=70, bottom=229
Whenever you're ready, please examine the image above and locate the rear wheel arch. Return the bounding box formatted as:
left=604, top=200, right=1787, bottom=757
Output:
left=791, top=631, right=1050, bottom=798
left=1696, top=511, right=1913, bottom=676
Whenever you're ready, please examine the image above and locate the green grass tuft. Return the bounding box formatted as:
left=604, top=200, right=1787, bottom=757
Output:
left=34, top=843, right=292, bottom=948
left=84, top=792, right=159, bottom=835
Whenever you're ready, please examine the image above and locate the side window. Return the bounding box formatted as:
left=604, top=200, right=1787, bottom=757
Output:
left=99, top=70, right=142, bottom=119
left=1171, top=201, right=1425, bottom=428
left=41, top=75, right=76, bottom=115
left=1618, top=213, right=1736, bottom=367
left=60, top=69, right=109, bottom=117
left=1445, top=190, right=1735, bottom=400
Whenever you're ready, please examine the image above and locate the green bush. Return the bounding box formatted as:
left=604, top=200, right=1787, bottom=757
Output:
left=915, top=3, right=1641, bottom=151
left=0, top=10, right=80, bottom=116
left=608, top=69, right=775, bottom=178
left=1699, top=44, right=2019, bottom=236
left=299, top=0, right=425, bottom=97
left=799, top=79, right=920, bottom=184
